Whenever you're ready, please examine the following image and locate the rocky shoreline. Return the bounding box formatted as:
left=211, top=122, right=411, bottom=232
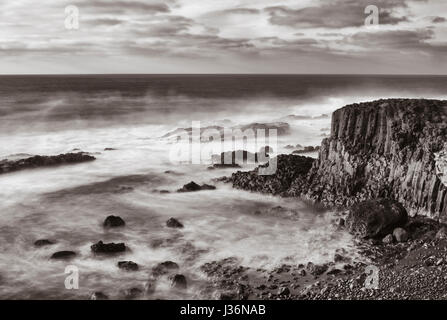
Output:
left=218, top=99, right=447, bottom=300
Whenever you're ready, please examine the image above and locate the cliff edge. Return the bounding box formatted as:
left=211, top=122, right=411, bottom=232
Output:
left=230, top=99, right=447, bottom=221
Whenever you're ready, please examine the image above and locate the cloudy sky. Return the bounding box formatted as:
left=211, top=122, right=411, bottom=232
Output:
left=1, top=0, right=446, bottom=74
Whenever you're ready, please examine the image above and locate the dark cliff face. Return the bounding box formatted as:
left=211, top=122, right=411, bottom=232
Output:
left=297, top=99, right=447, bottom=220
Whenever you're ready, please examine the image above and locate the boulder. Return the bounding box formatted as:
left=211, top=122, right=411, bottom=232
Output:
left=306, top=262, right=328, bottom=276
left=90, top=292, right=109, bottom=300
left=91, top=241, right=126, bottom=254
left=169, top=274, right=187, bottom=289
left=34, top=239, right=54, bottom=247
left=152, top=261, right=179, bottom=276
left=103, top=215, right=125, bottom=228
left=345, top=199, right=408, bottom=239
left=177, top=181, right=216, bottom=192
left=117, top=261, right=139, bottom=271
left=436, top=227, right=447, bottom=240
left=166, top=218, right=184, bottom=228
left=51, top=251, right=76, bottom=260
left=278, top=287, right=290, bottom=296
left=382, top=234, right=394, bottom=244
left=393, top=228, right=409, bottom=242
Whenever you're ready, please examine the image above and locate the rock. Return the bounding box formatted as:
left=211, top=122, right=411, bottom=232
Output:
left=278, top=287, right=290, bottom=296
left=90, top=292, right=109, bottom=300
left=177, top=181, right=216, bottom=192
left=51, top=251, right=76, bottom=260
left=298, top=269, right=306, bottom=276
left=123, top=287, right=143, bottom=299
left=145, top=279, right=156, bottom=295
left=345, top=199, right=408, bottom=239
left=34, top=239, right=54, bottom=247
left=166, top=218, right=184, bottom=228
left=117, top=261, right=139, bottom=271
left=393, top=228, right=409, bottom=242
left=306, top=262, right=328, bottom=276
left=334, top=253, right=349, bottom=263
left=208, top=164, right=241, bottom=170
left=382, top=234, right=394, bottom=244
left=219, top=291, right=237, bottom=300
left=0, top=152, right=96, bottom=175
left=169, top=274, right=187, bottom=289
left=152, top=261, right=179, bottom=276
left=436, top=227, right=447, bottom=240
left=335, top=218, right=345, bottom=228
left=91, top=241, right=126, bottom=254
left=104, top=148, right=116, bottom=151
left=103, top=215, right=125, bottom=228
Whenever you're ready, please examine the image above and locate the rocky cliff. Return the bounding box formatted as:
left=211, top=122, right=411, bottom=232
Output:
left=230, top=99, right=447, bottom=221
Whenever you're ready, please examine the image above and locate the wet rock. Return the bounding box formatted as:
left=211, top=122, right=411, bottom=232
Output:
left=208, top=164, right=241, bottom=170
left=117, top=261, right=139, bottom=271
left=334, top=253, right=349, bottom=263
left=145, top=278, right=156, bottom=295
left=436, top=227, right=447, bottom=240
left=104, top=148, right=116, bottom=151
left=152, top=261, right=179, bottom=276
left=345, top=199, right=408, bottom=239
left=177, top=181, right=216, bottom=192
left=306, top=262, right=328, bottom=276
left=90, top=292, right=109, bottom=300
left=123, top=287, right=143, bottom=300
left=393, top=228, right=409, bottom=243
left=34, top=239, right=54, bottom=247
left=103, top=215, right=125, bottom=228
left=278, top=287, right=290, bottom=296
left=169, top=274, right=187, bottom=289
left=0, top=152, right=96, bottom=175
left=382, top=234, right=394, bottom=244
left=51, top=251, right=76, bottom=260
left=166, top=218, right=184, bottom=228
left=91, top=241, right=126, bottom=254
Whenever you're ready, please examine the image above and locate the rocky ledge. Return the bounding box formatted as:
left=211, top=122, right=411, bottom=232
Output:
left=0, top=152, right=96, bottom=174
left=229, top=99, right=447, bottom=220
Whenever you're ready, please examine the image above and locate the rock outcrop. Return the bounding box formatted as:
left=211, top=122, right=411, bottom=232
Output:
left=230, top=99, right=447, bottom=220
left=0, top=152, right=95, bottom=174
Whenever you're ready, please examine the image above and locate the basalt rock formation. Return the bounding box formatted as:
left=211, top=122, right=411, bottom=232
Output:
left=0, top=152, right=95, bottom=174
left=230, top=99, right=447, bottom=221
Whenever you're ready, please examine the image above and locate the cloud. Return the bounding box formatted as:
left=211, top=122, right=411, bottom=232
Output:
left=264, top=0, right=411, bottom=29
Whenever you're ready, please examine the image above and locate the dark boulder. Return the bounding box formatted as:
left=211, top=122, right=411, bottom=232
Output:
left=91, top=241, right=126, bottom=254
left=166, top=218, right=184, bottom=228
left=177, top=181, right=216, bottom=192
left=34, top=239, right=54, bottom=247
left=169, top=274, right=187, bottom=289
left=118, top=261, right=139, bottom=271
left=152, top=261, right=179, bottom=276
left=51, top=251, right=76, bottom=260
left=346, top=199, right=408, bottom=239
left=103, top=215, right=125, bottom=228
left=306, top=262, right=328, bottom=276
left=90, top=292, right=109, bottom=300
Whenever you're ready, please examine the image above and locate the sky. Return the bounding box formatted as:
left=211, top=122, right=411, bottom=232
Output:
left=0, top=0, right=446, bottom=74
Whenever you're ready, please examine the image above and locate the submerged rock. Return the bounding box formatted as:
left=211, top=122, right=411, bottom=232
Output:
left=117, top=261, right=139, bottom=271
left=208, top=163, right=241, bottom=170
left=34, top=239, right=54, bottom=247
left=51, top=251, right=76, bottom=260
left=90, top=292, right=109, bottom=300
left=152, top=261, right=179, bottom=276
left=346, top=199, right=408, bottom=239
left=177, top=181, right=216, bottom=192
left=91, top=241, right=126, bottom=254
left=169, top=274, right=187, bottom=289
left=103, top=215, right=125, bottom=228
left=166, top=218, right=184, bottom=228
left=0, top=152, right=96, bottom=174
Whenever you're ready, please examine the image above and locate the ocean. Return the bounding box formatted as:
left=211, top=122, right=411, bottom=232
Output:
left=1, top=74, right=447, bottom=299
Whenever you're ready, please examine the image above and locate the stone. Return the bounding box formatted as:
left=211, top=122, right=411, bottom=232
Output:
left=382, top=234, right=394, bottom=244
left=436, top=227, right=447, bottom=240
left=306, top=262, right=328, bottom=276
left=166, top=218, right=184, bottom=228
left=393, top=228, right=409, bottom=242
left=117, top=261, right=139, bottom=271
left=91, top=241, right=126, bottom=254
left=345, top=199, right=408, bottom=239
left=90, top=292, right=109, bottom=300
left=152, top=261, right=179, bottom=276
left=123, top=287, right=143, bottom=299
left=103, top=215, right=125, bottom=228
left=177, top=181, right=202, bottom=192
left=34, top=239, right=54, bottom=247
left=278, top=287, right=290, bottom=296
left=169, top=274, right=187, bottom=289
left=51, top=251, right=76, bottom=260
